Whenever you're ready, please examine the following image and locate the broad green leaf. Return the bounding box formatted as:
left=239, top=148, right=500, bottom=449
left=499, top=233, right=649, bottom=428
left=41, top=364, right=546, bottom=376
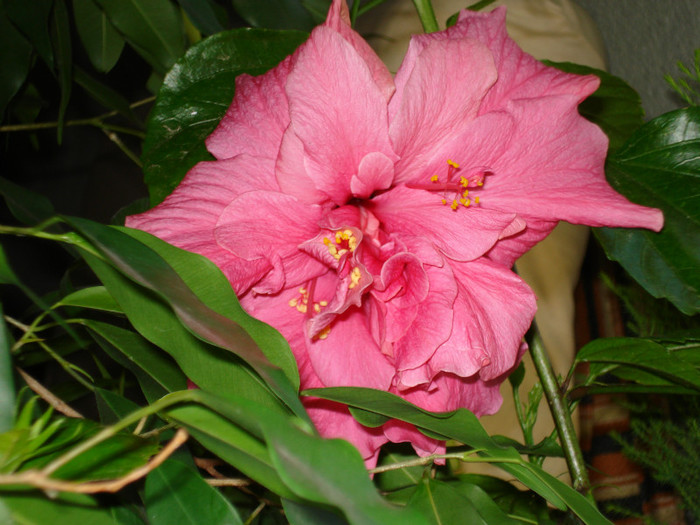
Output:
left=66, top=216, right=306, bottom=419
left=50, top=0, right=72, bottom=143
left=56, top=286, right=122, bottom=313
left=305, top=387, right=611, bottom=525
left=283, top=498, right=348, bottom=525
left=0, top=177, right=55, bottom=225
left=94, top=0, right=185, bottom=74
left=231, top=0, right=316, bottom=30
left=596, top=107, right=700, bottom=315
left=374, top=447, right=424, bottom=495
left=95, top=387, right=143, bottom=425
left=85, top=320, right=187, bottom=399
left=74, top=66, right=138, bottom=123
left=406, top=478, right=488, bottom=525
left=0, top=9, right=33, bottom=120
left=176, top=0, right=226, bottom=35
left=545, top=61, right=644, bottom=152
left=5, top=0, right=54, bottom=68
left=0, top=305, right=15, bottom=433
left=0, top=492, right=135, bottom=525
left=145, top=458, right=243, bottom=525
left=142, top=28, right=308, bottom=205
left=575, top=337, right=700, bottom=391
left=73, top=0, right=125, bottom=73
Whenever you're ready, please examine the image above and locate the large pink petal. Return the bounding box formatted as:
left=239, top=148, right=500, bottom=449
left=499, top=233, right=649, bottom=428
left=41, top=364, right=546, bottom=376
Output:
left=206, top=57, right=293, bottom=160
left=389, top=38, right=497, bottom=175
left=284, top=26, right=396, bottom=205
left=430, top=259, right=535, bottom=382
left=484, top=97, right=664, bottom=231
left=126, top=156, right=277, bottom=293
left=370, top=185, right=520, bottom=262
left=324, top=0, right=395, bottom=102
left=215, top=190, right=328, bottom=292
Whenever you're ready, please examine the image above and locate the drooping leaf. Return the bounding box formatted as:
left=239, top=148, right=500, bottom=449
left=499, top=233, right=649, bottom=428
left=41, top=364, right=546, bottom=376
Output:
left=145, top=458, right=244, bottom=525
left=545, top=61, right=644, bottom=152
left=94, top=0, right=185, bottom=74
left=142, top=28, right=308, bottom=205
left=0, top=177, right=55, bottom=225
left=0, top=9, right=33, bottom=120
left=49, top=0, right=72, bottom=143
left=56, top=286, right=122, bottom=313
left=73, top=66, right=138, bottom=123
left=231, top=0, right=316, bottom=30
left=72, top=0, right=125, bottom=73
left=596, top=107, right=700, bottom=315
left=4, top=0, right=54, bottom=68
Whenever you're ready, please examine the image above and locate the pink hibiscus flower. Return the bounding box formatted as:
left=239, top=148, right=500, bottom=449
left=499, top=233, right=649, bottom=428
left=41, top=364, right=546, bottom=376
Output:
left=127, top=0, right=662, bottom=466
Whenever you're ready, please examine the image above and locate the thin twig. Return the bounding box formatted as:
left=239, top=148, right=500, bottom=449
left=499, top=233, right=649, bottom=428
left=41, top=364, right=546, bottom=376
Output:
left=0, top=428, right=188, bottom=493
left=17, top=368, right=84, bottom=418
left=206, top=478, right=251, bottom=487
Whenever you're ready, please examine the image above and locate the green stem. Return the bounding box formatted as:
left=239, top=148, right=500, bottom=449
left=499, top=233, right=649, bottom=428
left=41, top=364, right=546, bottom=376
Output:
left=528, top=326, right=590, bottom=493
left=411, top=0, right=439, bottom=33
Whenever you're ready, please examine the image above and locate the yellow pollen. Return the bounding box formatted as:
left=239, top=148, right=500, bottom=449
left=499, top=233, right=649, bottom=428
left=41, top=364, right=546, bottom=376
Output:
left=314, top=303, right=321, bottom=313
left=460, top=176, right=469, bottom=188
left=348, top=267, right=362, bottom=289
left=430, top=174, right=439, bottom=182
left=317, top=326, right=331, bottom=340
left=475, top=196, right=480, bottom=204
left=441, top=198, right=447, bottom=205
left=289, top=287, right=311, bottom=313
left=319, top=300, right=328, bottom=306
left=447, top=159, right=460, bottom=169
left=463, top=189, right=469, bottom=197
left=477, top=181, right=483, bottom=187
left=463, top=198, right=471, bottom=207
left=326, top=230, right=358, bottom=260
left=451, top=199, right=459, bottom=210
left=288, top=298, right=298, bottom=307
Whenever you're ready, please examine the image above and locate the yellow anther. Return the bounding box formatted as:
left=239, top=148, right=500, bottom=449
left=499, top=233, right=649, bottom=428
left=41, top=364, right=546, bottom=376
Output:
left=441, top=198, right=447, bottom=205
left=474, top=196, right=480, bottom=204
left=288, top=298, right=298, bottom=307
left=459, top=198, right=466, bottom=205
left=460, top=176, right=469, bottom=188
left=317, top=326, right=331, bottom=340
left=319, top=300, right=328, bottom=306
left=348, top=267, right=362, bottom=289
left=463, top=189, right=469, bottom=197
left=463, top=198, right=471, bottom=207
left=314, top=303, right=321, bottom=313
left=299, top=287, right=307, bottom=294
left=297, top=304, right=307, bottom=313
left=323, top=238, right=331, bottom=246
left=451, top=199, right=458, bottom=210
left=430, top=174, right=439, bottom=182
left=477, top=181, right=483, bottom=187
left=447, top=159, right=460, bottom=169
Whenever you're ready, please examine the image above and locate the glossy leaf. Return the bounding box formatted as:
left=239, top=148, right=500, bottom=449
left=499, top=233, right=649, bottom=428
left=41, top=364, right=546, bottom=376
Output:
left=95, top=387, right=143, bottom=426
left=5, top=0, right=54, bottom=68
left=575, top=337, right=700, bottom=391
left=0, top=10, right=33, bottom=120
left=66, top=216, right=306, bottom=419
left=94, top=0, right=185, bottom=74
left=56, top=286, right=122, bottom=313
left=0, top=493, right=135, bottom=525
left=0, top=305, right=15, bottom=433
left=231, top=0, right=316, bottom=30
left=50, top=0, right=72, bottom=143
left=145, top=458, right=243, bottom=525
left=0, top=177, right=54, bottom=225
left=596, top=108, right=700, bottom=314
left=406, top=478, right=488, bottom=525
left=545, top=61, right=644, bottom=152
left=305, top=387, right=612, bottom=525
left=142, top=28, right=308, bottom=205
left=73, top=0, right=125, bottom=73
left=85, top=320, right=187, bottom=400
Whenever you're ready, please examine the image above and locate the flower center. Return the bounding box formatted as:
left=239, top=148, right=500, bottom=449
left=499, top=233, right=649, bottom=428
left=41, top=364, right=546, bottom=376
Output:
left=410, top=159, right=491, bottom=210
left=323, top=229, right=358, bottom=260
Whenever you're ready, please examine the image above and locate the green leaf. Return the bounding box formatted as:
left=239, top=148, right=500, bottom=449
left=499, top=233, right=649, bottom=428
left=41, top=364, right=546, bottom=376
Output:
left=374, top=447, right=424, bottom=495
left=142, top=28, right=308, bottom=205
left=4, top=0, right=54, bottom=69
left=305, top=387, right=612, bottom=525
left=94, top=0, right=185, bottom=74
left=0, top=492, right=137, bottom=525
left=0, top=177, right=55, bottom=225
left=73, top=66, right=138, bottom=123
left=575, top=337, right=700, bottom=391
left=176, top=0, right=226, bottom=35
left=95, top=387, right=143, bottom=426
left=596, top=107, right=700, bottom=314
left=73, top=0, right=125, bottom=73
left=406, top=478, right=488, bottom=525
left=282, top=498, right=348, bottom=525
left=85, top=320, right=187, bottom=400
left=145, top=458, right=244, bottom=525
left=50, top=0, right=72, bottom=143
left=0, top=9, right=33, bottom=120
left=0, top=305, right=15, bottom=433
left=544, top=62, right=644, bottom=152
left=0, top=242, right=21, bottom=286
left=56, top=286, right=122, bottom=313
left=231, top=0, right=316, bottom=30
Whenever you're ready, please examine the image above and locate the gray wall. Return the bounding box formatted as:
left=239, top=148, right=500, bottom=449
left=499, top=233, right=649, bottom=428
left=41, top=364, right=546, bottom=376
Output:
left=575, top=0, right=699, bottom=118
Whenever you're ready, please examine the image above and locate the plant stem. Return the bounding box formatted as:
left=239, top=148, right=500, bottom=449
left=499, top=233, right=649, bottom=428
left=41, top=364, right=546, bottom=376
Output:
left=411, top=0, right=439, bottom=33
left=528, top=325, right=590, bottom=493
